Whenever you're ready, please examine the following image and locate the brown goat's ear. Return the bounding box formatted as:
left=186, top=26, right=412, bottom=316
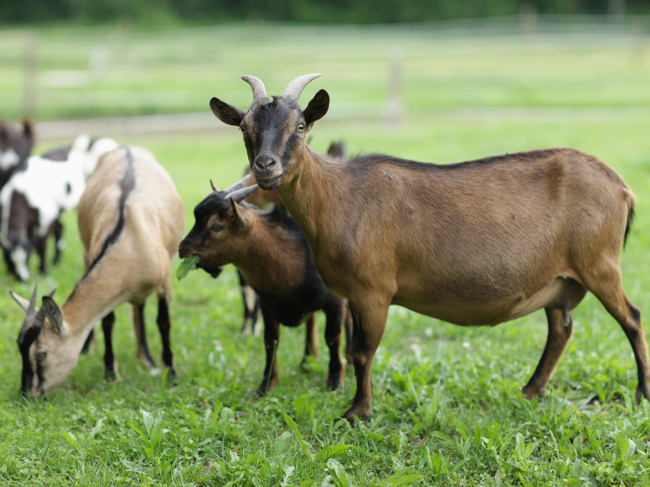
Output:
left=41, top=296, right=63, bottom=335
left=21, top=117, right=34, bottom=142
left=229, top=198, right=252, bottom=231
left=209, top=97, right=246, bottom=126
left=303, top=89, right=329, bottom=127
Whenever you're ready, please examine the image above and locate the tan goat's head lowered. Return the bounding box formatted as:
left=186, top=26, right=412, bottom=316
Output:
left=209, top=74, right=329, bottom=190
left=12, top=279, right=77, bottom=397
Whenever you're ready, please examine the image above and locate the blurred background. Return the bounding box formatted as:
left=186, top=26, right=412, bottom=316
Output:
left=1, top=0, right=650, bottom=140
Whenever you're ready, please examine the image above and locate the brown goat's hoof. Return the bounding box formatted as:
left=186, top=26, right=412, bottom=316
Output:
left=104, top=371, right=121, bottom=384
left=326, top=373, right=344, bottom=390
left=342, top=403, right=371, bottom=427
left=256, top=376, right=278, bottom=397
left=636, top=383, right=650, bottom=403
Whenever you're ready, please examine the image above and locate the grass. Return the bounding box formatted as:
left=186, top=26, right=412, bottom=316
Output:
left=1, top=21, right=650, bottom=486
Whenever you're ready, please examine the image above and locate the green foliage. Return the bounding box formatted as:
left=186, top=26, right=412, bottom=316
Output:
left=176, top=255, right=200, bottom=281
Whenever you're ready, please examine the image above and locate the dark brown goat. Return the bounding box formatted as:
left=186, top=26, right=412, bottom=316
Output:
left=236, top=139, right=348, bottom=336
left=208, top=74, right=647, bottom=423
left=179, top=176, right=353, bottom=395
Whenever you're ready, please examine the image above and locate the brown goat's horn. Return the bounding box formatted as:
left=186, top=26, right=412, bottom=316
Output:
left=282, top=73, right=321, bottom=101
left=241, top=75, right=268, bottom=100
left=222, top=174, right=251, bottom=195
left=210, top=180, right=218, bottom=192
left=226, top=184, right=259, bottom=204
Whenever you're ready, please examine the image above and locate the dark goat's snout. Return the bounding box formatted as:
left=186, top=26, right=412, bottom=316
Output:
left=178, top=238, right=194, bottom=258
left=253, top=154, right=279, bottom=173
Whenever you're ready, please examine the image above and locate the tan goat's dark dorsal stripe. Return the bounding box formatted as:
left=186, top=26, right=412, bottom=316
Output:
left=65, top=146, right=135, bottom=304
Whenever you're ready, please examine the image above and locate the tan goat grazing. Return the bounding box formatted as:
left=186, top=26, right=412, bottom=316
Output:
left=209, top=74, right=648, bottom=424
left=12, top=146, right=185, bottom=397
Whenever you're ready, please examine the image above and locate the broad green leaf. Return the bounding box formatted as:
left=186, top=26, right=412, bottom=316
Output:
left=176, top=254, right=200, bottom=281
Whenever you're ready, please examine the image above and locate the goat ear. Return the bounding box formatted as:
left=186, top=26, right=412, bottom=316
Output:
left=41, top=296, right=63, bottom=335
left=21, top=117, right=34, bottom=142
left=303, top=89, right=329, bottom=127
left=9, top=291, right=30, bottom=313
left=229, top=198, right=252, bottom=231
left=210, top=97, right=246, bottom=126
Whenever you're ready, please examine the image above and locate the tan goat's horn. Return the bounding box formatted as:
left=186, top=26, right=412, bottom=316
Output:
left=241, top=75, right=268, bottom=100
left=27, top=277, right=39, bottom=319
left=282, top=73, right=321, bottom=101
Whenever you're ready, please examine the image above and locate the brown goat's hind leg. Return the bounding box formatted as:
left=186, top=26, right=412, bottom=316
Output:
left=132, top=303, right=156, bottom=368
left=343, top=296, right=389, bottom=425
left=257, top=308, right=280, bottom=396
left=300, top=313, right=319, bottom=369
left=584, top=266, right=650, bottom=402
left=522, top=307, right=573, bottom=399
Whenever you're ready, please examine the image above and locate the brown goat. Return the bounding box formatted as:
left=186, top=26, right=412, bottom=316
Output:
left=179, top=176, right=353, bottom=394
left=208, top=74, right=647, bottom=423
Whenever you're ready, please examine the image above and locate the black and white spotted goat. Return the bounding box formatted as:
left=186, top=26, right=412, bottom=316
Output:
left=0, top=134, right=118, bottom=281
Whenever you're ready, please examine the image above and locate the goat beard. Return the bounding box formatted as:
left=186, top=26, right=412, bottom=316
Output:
left=198, top=262, right=223, bottom=279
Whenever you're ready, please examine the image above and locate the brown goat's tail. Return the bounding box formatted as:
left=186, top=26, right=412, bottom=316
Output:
left=624, top=205, right=635, bottom=249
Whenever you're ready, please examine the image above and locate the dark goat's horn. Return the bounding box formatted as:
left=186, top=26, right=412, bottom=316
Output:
left=210, top=180, right=218, bottom=192
left=226, top=184, right=259, bottom=204
left=241, top=75, right=268, bottom=100
left=282, top=73, right=321, bottom=101
left=222, top=174, right=251, bottom=195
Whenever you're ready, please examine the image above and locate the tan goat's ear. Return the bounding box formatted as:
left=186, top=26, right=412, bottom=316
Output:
left=41, top=296, right=63, bottom=335
left=229, top=198, right=252, bottom=231
left=10, top=291, right=30, bottom=313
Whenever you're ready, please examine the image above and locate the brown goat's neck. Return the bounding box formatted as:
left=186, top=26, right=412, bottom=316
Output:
left=277, top=148, right=340, bottom=245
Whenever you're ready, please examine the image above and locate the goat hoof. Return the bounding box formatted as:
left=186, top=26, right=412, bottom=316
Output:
left=163, top=368, right=177, bottom=383
left=342, top=403, right=371, bottom=426
left=327, top=373, right=344, bottom=390
left=636, top=383, right=650, bottom=403
left=104, top=371, right=121, bottom=383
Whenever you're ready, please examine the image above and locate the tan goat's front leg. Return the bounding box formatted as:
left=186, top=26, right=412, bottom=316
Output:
left=343, top=294, right=389, bottom=425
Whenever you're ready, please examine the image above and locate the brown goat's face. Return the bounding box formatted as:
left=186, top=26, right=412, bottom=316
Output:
left=210, top=88, right=329, bottom=190
left=179, top=192, right=254, bottom=278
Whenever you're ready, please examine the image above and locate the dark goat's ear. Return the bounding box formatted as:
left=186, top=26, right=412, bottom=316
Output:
left=41, top=296, right=63, bottom=335
left=209, top=97, right=246, bottom=126
left=229, top=197, right=252, bottom=231
left=21, top=117, right=34, bottom=142
left=303, top=89, right=329, bottom=127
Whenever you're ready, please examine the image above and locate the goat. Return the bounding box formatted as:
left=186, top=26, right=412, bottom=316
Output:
left=237, top=139, right=348, bottom=336
left=11, top=145, right=185, bottom=396
left=209, top=74, right=647, bottom=423
left=179, top=175, right=353, bottom=395
left=0, top=118, right=34, bottom=190
left=0, top=134, right=118, bottom=281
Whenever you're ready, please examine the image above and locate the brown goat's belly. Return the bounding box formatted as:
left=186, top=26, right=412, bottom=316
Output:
left=396, top=277, right=575, bottom=327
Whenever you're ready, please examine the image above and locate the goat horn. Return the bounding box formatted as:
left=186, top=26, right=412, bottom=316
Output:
left=26, top=277, right=39, bottom=320
left=241, top=75, right=268, bottom=100
left=210, top=180, right=218, bottom=192
left=282, top=73, right=321, bottom=101
left=226, top=184, right=260, bottom=204
left=222, top=174, right=251, bottom=195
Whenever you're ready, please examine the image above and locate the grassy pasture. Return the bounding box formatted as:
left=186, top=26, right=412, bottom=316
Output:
left=1, top=21, right=650, bottom=486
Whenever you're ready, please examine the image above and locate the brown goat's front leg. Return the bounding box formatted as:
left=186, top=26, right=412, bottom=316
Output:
left=132, top=303, right=156, bottom=368
left=322, top=301, right=346, bottom=390
left=300, top=313, right=318, bottom=369
left=343, top=296, right=389, bottom=425
left=522, top=307, right=573, bottom=398
left=257, top=307, right=280, bottom=396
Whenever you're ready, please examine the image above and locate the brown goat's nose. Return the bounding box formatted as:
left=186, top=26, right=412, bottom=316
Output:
left=254, top=155, right=278, bottom=172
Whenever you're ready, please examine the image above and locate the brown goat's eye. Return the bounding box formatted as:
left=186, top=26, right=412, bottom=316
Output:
left=240, top=126, right=247, bottom=134
left=36, top=352, right=46, bottom=361
left=211, top=225, right=222, bottom=233
left=296, top=124, right=305, bottom=133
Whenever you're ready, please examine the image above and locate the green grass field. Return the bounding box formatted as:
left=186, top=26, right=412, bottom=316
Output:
left=1, top=21, right=650, bottom=486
